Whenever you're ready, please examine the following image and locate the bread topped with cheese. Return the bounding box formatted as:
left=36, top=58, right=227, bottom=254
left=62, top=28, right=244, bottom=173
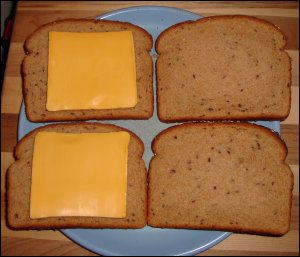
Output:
left=23, top=19, right=153, bottom=122
left=156, top=15, right=291, bottom=122
left=148, top=122, right=293, bottom=236
left=7, top=122, right=147, bottom=229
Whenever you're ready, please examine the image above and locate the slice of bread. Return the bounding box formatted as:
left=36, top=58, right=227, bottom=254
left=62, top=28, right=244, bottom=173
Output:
left=23, top=19, right=153, bottom=122
left=148, top=122, right=293, bottom=236
left=156, top=15, right=291, bottom=122
left=7, top=122, right=147, bottom=229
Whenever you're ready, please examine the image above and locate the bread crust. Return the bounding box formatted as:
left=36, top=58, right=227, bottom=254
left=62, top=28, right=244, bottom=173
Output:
left=148, top=122, right=293, bottom=236
left=156, top=15, right=288, bottom=51
left=155, top=15, right=291, bottom=122
left=151, top=122, right=288, bottom=156
left=22, top=19, right=154, bottom=122
left=7, top=122, right=147, bottom=229
left=24, top=19, right=153, bottom=53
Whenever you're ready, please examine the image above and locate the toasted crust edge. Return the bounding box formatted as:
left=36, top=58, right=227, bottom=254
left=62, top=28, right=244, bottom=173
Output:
left=147, top=122, right=293, bottom=236
left=155, top=15, right=291, bottom=122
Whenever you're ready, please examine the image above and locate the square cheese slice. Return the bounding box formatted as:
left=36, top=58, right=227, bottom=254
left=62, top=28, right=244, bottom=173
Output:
left=30, top=131, right=130, bottom=219
left=47, top=31, right=137, bottom=111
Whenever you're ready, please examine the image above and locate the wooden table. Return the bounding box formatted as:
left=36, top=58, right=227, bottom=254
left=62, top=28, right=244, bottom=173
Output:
left=1, top=1, right=299, bottom=256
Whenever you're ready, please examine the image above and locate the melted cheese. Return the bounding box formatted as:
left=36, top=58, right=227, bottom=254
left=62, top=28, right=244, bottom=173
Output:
left=30, top=131, right=129, bottom=219
left=47, top=31, right=137, bottom=111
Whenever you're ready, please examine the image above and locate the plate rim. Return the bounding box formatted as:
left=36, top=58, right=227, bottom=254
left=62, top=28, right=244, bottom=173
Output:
left=95, top=5, right=202, bottom=20
left=62, top=228, right=231, bottom=256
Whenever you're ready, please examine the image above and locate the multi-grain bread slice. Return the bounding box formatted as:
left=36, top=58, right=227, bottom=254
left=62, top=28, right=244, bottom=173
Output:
left=148, top=122, right=293, bottom=236
left=7, top=122, right=147, bottom=229
left=156, top=15, right=291, bottom=122
left=23, top=19, right=153, bottom=122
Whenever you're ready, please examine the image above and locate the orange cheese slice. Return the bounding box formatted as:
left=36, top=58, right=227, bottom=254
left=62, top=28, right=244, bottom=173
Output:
left=30, top=131, right=129, bottom=219
left=47, top=31, right=137, bottom=111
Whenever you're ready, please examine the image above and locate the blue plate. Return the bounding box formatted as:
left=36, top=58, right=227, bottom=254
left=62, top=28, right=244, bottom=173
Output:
left=17, top=6, right=280, bottom=256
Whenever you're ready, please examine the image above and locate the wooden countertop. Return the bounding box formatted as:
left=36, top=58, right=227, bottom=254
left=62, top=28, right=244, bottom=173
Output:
left=1, top=1, right=299, bottom=256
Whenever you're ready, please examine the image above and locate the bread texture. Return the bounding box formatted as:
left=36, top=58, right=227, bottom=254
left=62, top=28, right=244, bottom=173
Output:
left=148, top=122, right=293, bottom=236
left=23, top=19, right=153, bottom=122
left=7, top=122, right=147, bottom=229
left=156, top=15, right=291, bottom=122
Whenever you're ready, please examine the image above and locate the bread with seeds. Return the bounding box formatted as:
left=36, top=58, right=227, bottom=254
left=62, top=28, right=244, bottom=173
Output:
left=148, top=122, right=293, bottom=236
left=23, top=19, right=153, bottom=122
left=156, top=15, right=291, bottom=122
left=7, top=122, right=147, bottom=229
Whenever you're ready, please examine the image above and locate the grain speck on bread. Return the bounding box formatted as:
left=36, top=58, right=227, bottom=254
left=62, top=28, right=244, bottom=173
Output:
left=156, top=15, right=291, bottom=122
left=148, top=122, right=293, bottom=236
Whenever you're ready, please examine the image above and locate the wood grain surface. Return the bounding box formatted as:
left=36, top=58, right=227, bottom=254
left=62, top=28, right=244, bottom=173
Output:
left=1, top=1, right=299, bottom=256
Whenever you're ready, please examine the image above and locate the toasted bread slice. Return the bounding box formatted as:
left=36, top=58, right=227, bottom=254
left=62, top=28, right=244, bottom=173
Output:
left=23, top=19, right=153, bottom=122
left=148, top=122, right=293, bottom=236
left=7, top=122, right=147, bottom=229
left=156, top=15, right=291, bottom=122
